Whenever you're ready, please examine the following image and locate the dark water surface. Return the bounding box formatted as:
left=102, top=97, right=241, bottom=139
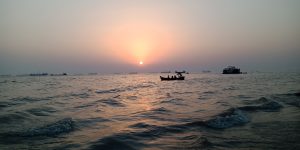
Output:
left=0, top=73, right=299, bottom=149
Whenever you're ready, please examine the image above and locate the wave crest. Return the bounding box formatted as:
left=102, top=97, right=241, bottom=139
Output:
left=240, top=97, right=282, bottom=111
left=22, top=118, right=74, bottom=137
left=205, top=109, right=250, bottom=129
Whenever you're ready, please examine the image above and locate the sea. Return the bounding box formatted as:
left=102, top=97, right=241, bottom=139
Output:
left=0, top=73, right=299, bottom=150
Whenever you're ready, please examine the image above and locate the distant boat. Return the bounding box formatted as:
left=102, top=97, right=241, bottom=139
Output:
left=30, top=73, right=48, bottom=76
left=50, top=73, right=67, bottom=76
left=222, top=66, right=241, bottom=74
left=160, top=76, right=185, bottom=81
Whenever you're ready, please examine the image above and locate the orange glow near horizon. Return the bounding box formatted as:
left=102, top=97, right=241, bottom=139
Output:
left=101, top=18, right=178, bottom=66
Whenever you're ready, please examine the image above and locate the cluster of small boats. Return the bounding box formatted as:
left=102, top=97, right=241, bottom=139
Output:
left=29, top=73, right=67, bottom=76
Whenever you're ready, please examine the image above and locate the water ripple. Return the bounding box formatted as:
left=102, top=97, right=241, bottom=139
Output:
left=22, top=118, right=74, bottom=137
left=100, top=98, right=125, bottom=107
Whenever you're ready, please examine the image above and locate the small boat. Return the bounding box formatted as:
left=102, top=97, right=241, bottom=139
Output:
left=50, top=73, right=67, bottom=76
left=160, top=76, right=185, bottom=81
left=222, top=66, right=241, bottom=74
left=160, top=71, right=186, bottom=81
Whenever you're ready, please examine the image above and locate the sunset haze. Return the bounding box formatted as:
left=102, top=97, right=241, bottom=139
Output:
left=1, top=0, right=299, bottom=74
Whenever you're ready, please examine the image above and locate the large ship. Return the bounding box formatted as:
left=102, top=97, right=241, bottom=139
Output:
left=222, top=66, right=241, bottom=74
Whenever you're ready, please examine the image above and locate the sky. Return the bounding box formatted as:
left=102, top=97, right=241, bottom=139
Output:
left=0, top=0, right=299, bottom=74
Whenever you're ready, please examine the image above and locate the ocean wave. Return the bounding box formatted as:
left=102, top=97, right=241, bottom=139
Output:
left=186, top=108, right=250, bottom=129
left=223, top=86, right=238, bottom=90
left=272, top=92, right=300, bottom=107
left=26, top=107, right=57, bottom=116
left=237, top=94, right=253, bottom=99
left=132, top=126, right=185, bottom=140
left=159, top=98, right=185, bottom=105
left=69, top=92, right=90, bottom=98
left=95, top=83, right=155, bottom=94
left=95, top=88, right=121, bottom=94
left=0, top=102, right=7, bottom=109
left=239, top=101, right=282, bottom=112
left=10, top=96, right=45, bottom=102
left=0, top=80, right=8, bottom=84
left=75, top=117, right=109, bottom=128
left=98, top=123, right=186, bottom=142
left=188, top=137, right=212, bottom=149
left=88, top=137, right=138, bottom=150
left=126, top=95, right=138, bottom=100
left=150, top=107, right=170, bottom=113
left=100, top=98, right=125, bottom=107
left=134, top=107, right=173, bottom=122
left=51, top=143, right=81, bottom=150
left=203, top=91, right=216, bottom=94
left=241, top=97, right=283, bottom=111
left=22, top=118, right=74, bottom=137
left=187, top=98, right=283, bottom=129
left=243, top=97, right=269, bottom=104
left=73, top=97, right=118, bottom=109
left=129, top=122, right=156, bottom=129
left=205, top=108, right=250, bottom=129
left=0, top=101, right=17, bottom=109
left=88, top=123, right=189, bottom=149
left=0, top=113, right=29, bottom=124
left=173, top=91, right=194, bottom=95
left=280, top=92, right=300, bottom=97
left=74, top=102, right=96, bottom=109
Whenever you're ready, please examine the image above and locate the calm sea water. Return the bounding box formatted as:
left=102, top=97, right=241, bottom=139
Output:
left=0, top=73, right=299, bottom=150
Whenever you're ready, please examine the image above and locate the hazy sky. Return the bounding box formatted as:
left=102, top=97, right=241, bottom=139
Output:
left=1, top=0, right=299, bottom=74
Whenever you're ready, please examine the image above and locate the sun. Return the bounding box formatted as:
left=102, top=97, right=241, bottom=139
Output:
left=139, top=61, right=143, bottom=65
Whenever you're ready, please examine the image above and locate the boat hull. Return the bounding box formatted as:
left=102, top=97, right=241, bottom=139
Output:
left=160, top=76, right=185, bottom=81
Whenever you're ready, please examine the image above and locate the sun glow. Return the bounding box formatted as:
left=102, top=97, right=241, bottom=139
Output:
left=102, top=18, right=178, bottom=66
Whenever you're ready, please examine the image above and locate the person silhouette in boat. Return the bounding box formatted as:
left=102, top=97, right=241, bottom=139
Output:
left=168, top=75, right=170, bottom=79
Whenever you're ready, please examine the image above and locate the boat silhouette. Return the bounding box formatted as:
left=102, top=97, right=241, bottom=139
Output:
left=160, top=71, right=186, bottom=81
left=160, top=75, right=185, bottom=81
left=222, top=66, right=241, bottom=74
